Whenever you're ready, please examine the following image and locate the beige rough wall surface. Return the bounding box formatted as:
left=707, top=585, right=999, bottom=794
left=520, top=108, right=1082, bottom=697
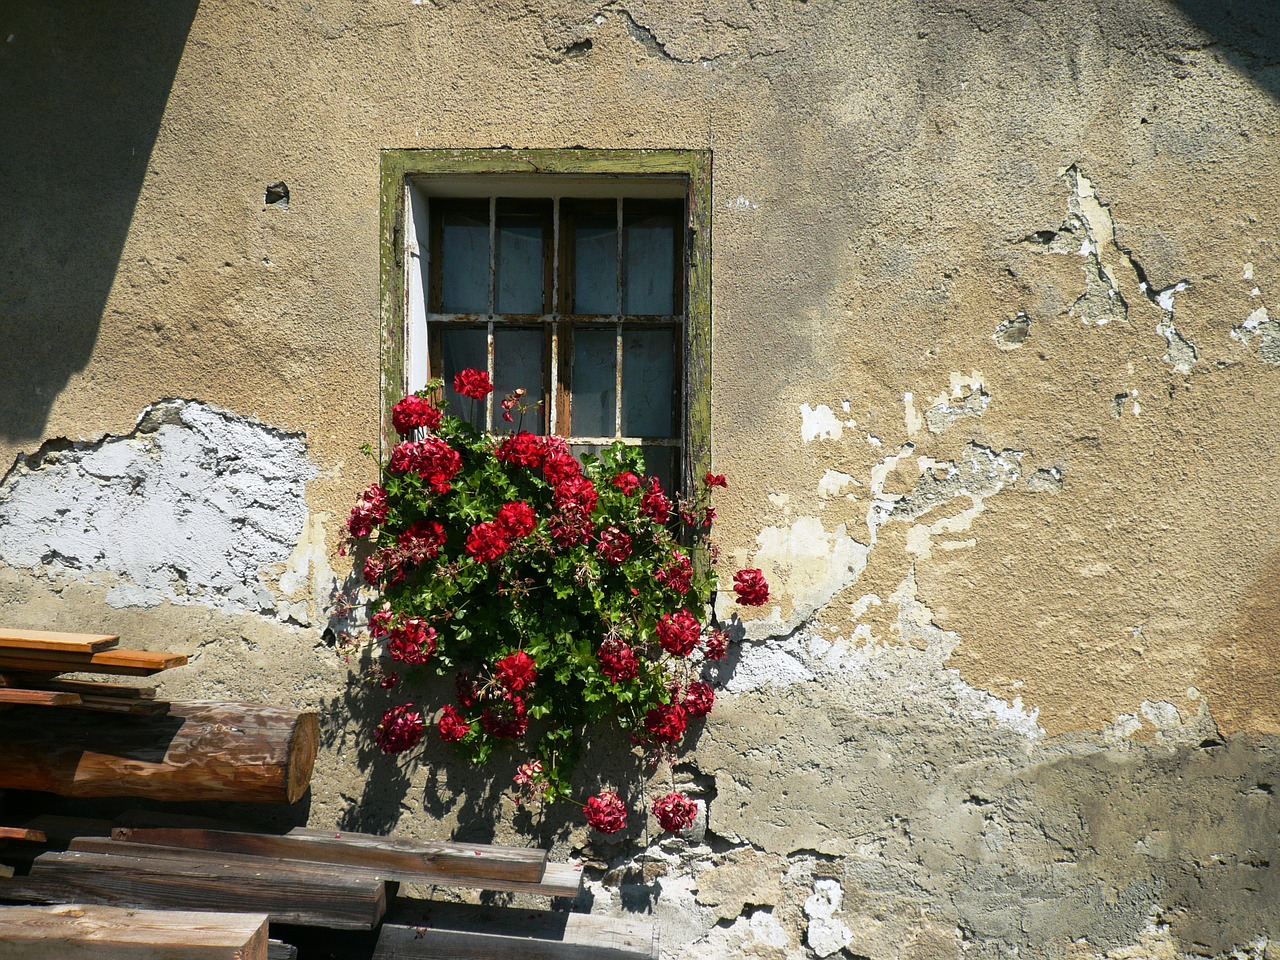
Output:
left=2, top=0, right=1279, bottom=957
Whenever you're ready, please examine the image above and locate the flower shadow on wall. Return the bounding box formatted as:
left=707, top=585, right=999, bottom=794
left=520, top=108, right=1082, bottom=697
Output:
left=332, top=373, right=768, bottom=841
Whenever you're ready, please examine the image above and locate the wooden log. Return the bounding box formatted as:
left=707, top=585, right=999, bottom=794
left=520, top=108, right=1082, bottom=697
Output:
left=0, top=629, right=119, bottom=653
left=5, top=849, right=386, bottom=929
left=374, top=901, right=659, bottom=960
left=0, top=701, right=318, bottom=803
left=0, top=904, right=268, bottom=960
left=0, top=649, right=186, bottom=677
left=113, top=826, right=547, bottom=885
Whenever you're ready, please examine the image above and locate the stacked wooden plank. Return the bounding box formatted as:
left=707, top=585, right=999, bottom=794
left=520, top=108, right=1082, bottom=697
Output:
left=0, top=904, right=271, bottom=960
left=0, top=628, right=316, bottom=804
left=0, top=820, right=582, bottom=930
left=0, top=629, right=185, bottom=682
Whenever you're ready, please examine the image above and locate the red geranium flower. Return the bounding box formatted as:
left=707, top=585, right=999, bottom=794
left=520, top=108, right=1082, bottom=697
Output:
left=369, top=602, right=395, bottom=639
left=595, top=526, right=633, bottom=566
left=397, top=520, right=446, bottom=562
left=479, top=695, right=528, bottom=738
left=453, top=368, right=493, bottom=400
left=704, top=472, right=727, bottom=488
left=388, top=618, right=436, bottom=664
left=437, top=704, right=472, bottom=742
left=644, top=703, right=687, bottom=743
left=391, top=394, right=443, bottom=435
left=465, top=521, right=510, bottom=563
left=703, top=628, right=728, bottom=661
left=656, top=609, right=701, bottom=657
left=494, top=650, right=537, bottom=693
left=542, top=451, right=582, bottom=486
left=639, top=478, right=671, bottom=523
left=652, top=791, right=699, bottom=832
left=655, top=550, right=693, bottom=595
left=347, top=483, right=388, bottom=538
left=496, top=431, right=543, bottom=468
left=495, top=501, right=536, bottom=539
left=612, top=472, right=641, bottom=495
left=682, top=681, right=715, bottom=717
left=583, top=789, right=628, bottom=834
left=548, top=510, right=593, bottom=548
left=374, top=704, right=425, bottom=754
left=732, top=568, right=770, bottom=606
left=555, top=474, right=598, bottom=514
left=597, top=636, right=640, bottom=682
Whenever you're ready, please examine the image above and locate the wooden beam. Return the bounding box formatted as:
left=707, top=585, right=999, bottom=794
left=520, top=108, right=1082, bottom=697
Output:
left=0, top=702, right=317, bottom=803
left=0, top=629, right=119, bottom=653
left=111, top=826, right=547, bottom=886
left=0, top=690, right=82, bottom=707
left=373, top=901, right=659, bottom=960
left=0, top=827, right=47, bottom=843
left=0, top=677, right=157, bottom=699
left=0, top=649, right=186, bottom=677
left=268, top=941, right=299, bottom=960
left=8, top=849, right=386, bottom=929
left=0, top=904, right=268, bottom=960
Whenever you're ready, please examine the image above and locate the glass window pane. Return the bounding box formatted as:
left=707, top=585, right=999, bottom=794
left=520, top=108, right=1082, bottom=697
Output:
left=441, top=205, right=490, bottom=313
left=496, top=203, right=546, bottom=313
left=493, top=327, right=545, bottom=433
left=572, top=207, right=618, bottom=315
left=571, top=328, right=617, bottom=437
left=440, top=326, right=488, bottom=429
left=639, top=446, right=677, bottom=498
left=623, top=207, right=675, bottom=315
left=621, top=328, right=676, bottom=438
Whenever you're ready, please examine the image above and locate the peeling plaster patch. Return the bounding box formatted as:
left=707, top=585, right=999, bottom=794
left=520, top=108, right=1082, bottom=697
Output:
left=728, top=194, right=758, bottom=211
left=993, top=312, right=1031, bottom=349
left=1060, top=166, right=1129, bottom=327
left=924, top=377, right=990, bottom=434
left=0, top=400, right=317, bottom=620
left=1148, top=281, right=1198, bottom=373
left=800, top=403, right=850, bottom=443
left=1113, top=389, right=1141, bottom=419
left=751, top=517, right=870, bottom=629
left=805, top=879, right=852, bottom=957
left=1024, top=466, right=1064, bottom=492
left=817, top=469, right=856, bottom=499
left=1232, top=307, right=1280, bottom=365
left=903, top=391, right=924, bottom=437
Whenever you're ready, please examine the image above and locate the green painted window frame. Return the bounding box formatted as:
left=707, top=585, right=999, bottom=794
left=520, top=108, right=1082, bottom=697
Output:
left=378, top=148, right=712, bottom=493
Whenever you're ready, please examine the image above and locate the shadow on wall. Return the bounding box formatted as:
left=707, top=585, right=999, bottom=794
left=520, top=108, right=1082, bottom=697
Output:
left=0, top=2, right=198, bottom=443
left=1169, top=0, right=1280, bottom=100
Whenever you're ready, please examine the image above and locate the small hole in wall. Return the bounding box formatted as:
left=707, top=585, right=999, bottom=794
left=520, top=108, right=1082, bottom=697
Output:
left=265, top=181, right=290, bottom=208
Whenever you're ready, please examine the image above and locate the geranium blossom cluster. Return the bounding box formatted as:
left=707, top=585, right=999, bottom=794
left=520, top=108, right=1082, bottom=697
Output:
left=347, top=373, right=771, bottom=833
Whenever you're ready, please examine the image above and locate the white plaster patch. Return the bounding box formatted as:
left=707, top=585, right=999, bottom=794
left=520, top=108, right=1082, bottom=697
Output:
left=1232, top=307, right=1280, bottom=365
left=800, top=403, right=848, bottom=443
left=903, top=392, right=923, bottom=437
left=805, top=879, right=852, bottom=958
left=0, top=400, right=317, bottom=620
left=750, top=517, right=870, bottom=631
left=817, top=469, right=855, bottom=498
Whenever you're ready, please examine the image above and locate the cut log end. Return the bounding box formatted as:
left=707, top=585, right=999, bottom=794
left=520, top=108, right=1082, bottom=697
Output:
left=286, top=713, right=319, bottom=804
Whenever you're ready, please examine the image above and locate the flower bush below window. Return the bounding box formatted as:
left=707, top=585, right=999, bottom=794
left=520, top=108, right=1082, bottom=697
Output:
left=345, top=375, right=771, bottom=834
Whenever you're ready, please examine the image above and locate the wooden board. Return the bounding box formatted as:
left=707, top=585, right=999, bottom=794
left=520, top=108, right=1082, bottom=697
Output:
left=0, top=678, right=157, bottom=699
left=268, top=941, right=298, bottom=960
left=0, top=904, right=268, bottom=960
left=0, top=629, right=119, bottom=654
left=0, top=649, right=186, bottom=677
left=93, top=834, right=581, bottom=901
left=112, top=826, right=548, bottom=886
left=20, top=816, right=115, bottom=842
left=0, top=828, right=47, bottom=843
left=7, top=849, right=386, bottom=929
left=0, top=689, right=81, bottom=707
left=373, top=901, right=659, bottom=960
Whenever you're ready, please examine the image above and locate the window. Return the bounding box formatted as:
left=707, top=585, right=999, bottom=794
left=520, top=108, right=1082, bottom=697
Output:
left=380, top=150, right=711, bottom=495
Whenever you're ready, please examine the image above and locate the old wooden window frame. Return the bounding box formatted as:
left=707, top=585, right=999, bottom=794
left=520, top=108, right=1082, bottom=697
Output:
left=379, top=148, right=712, bottom=494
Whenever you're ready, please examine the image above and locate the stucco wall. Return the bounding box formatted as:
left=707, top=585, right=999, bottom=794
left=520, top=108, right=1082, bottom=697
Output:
left=1, top=1, right=1278, bottom=957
